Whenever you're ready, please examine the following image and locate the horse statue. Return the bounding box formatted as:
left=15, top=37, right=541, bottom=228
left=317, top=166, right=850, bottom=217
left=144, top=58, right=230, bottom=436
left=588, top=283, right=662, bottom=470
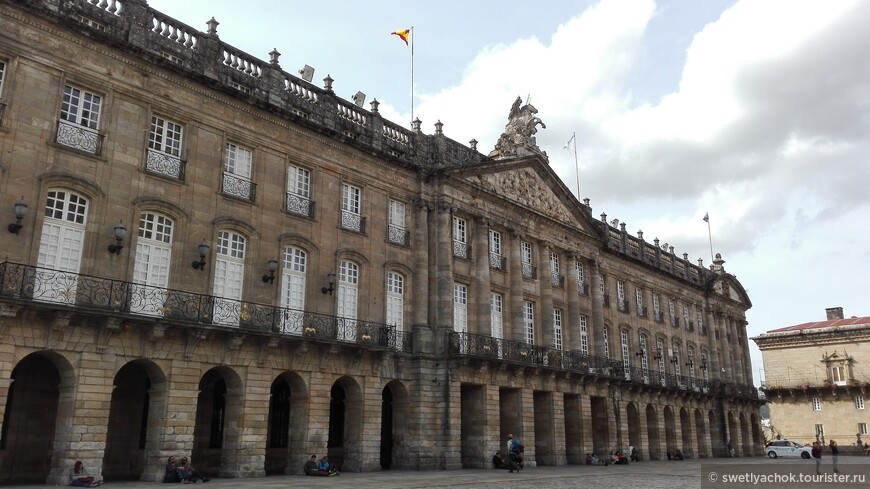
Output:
left=490, top=96, right=547, bottom=159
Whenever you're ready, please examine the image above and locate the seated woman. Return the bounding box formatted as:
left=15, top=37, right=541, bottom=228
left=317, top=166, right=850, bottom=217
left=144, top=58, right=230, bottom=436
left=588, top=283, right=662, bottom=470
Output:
left=163, top=457, right=179, bottom=483
left=69, top=461, right=100, bottom=487
left=304, top=454, right=329, bottom=476
left=177, top=457, right=209, bottom=483
left=674, top=449, right=685, bottom=461
left=590, top=453, right=607, bottom=466
left=319, top=456, right=339, bottom=476
left=614, top=451, right=629, bottom=465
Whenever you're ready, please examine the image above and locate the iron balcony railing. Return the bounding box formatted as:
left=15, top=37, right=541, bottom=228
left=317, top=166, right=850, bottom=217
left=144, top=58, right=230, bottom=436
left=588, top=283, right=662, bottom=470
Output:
left=521, top=263, right=537, bottom=279
left=387, top=224, right=411, bottom=246
left=0, top=261, right=411, bottom=352
left=285, top=192, right=315, bottom=218
left=56, top=119, right=104, bottom=155
left=489, top=253, right=507, bottom=271
left=447, top=331, right=761, bottom=401
left=145, top=148, right=186, bottom=181
left=222, top=172, right=256, bottom=202
left=340, top=210, right=366, bottom=234
left=452, top=240, right=471, bottom=260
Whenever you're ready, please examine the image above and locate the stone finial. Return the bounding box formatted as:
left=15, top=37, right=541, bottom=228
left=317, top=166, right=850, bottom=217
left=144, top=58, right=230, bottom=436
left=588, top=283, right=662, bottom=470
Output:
left=370, top=99, right=380, bottom=113
left=323, top=74, right=334, bottom=92
left=600, top=212, right=607, bottom=222
left=268, top=48, right=280, bottom=65
left=619, top=222, right=626, bottom=232
left=469, top=139, right=478, bottom=151
left=435, top=120, right=443, bottom=135
left=412, top=118, right=422, bottom=133
left=698, top=258, right=704, bottom=266
left=669, top=245, right=675, bottom=254
left=683, top=252, right=689, bottom=260
left=206, top=17, right=219, bottom=35
left=654, top=237, right=660, bottom=246
left=712, top=252, right=726, bottom=273
left=583, top=198, right=590, bottom=207
left=637, top=230, right=643, bottom=239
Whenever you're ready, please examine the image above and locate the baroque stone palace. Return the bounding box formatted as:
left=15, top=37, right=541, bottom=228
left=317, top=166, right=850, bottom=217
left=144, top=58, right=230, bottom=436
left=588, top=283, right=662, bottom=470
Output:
left=754, top=308, right=870, bottom=451
left=0, top=0, right=762, bottom=484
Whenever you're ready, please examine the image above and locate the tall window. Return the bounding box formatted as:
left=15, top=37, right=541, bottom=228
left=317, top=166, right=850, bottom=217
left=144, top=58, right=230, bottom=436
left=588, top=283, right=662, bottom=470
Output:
left=701, top=350, right=710, bottom=383
left=489, top=230, right=504, bottom=270
left=523, top=301, right=535, bottom=345
left=672, top=343, right=682, bottom=377
left=653, top=293, right=662, bottom=321
left=452, top=216, right=469, bottom=259
left=599, top=274, right=606, bottom=304
left=549, top=251, right=561, bottom=287
left=603, top=326, right=609, bottom=358
left=131, top=212, right=173, bottom=316
left=636, top=288, right=644, bottom=315
left=656, top=337, right=666, bottom=385
left=490, top=293, right=503, bottom=340
left=387, top=199, right=407, bottom=245
left=58, top=85, right=102, bottom=154
left=669, top=298, right=677, bottom=326
left=147, top=115, right=184, bottom=179
left=336, top=260, right=359, bottom=340
left=453, top=283, right=468, bottom=334
left=213, top=231, right=246, bottom=326
left=579, top=315, right=588, bottom=355
left=856, top=396, right=865, bottom=410
left=815, top=424, right=824, bottom=438
left=280, top=246, right=307, bottom=334
left=576, top=262, right=587, bottom=294
left=386, top=272, right=404, bottom=330
left=341, top=183, right=363, bottom=232
left=683, top=305, right=691, bottom=331
left=639, top=335, right=650, bottom=380
left=697, top=309, right=705, bottom=334
left=0, top=60, right=6, bottom=98
left=687, top=347, right=697, bottom=387
left=36, top=190, right=89, bottom=304
left=860, top=423, right=868, bottom=436
left=620, top=329, right=630, bottom=369
left=521, top=241, right=534, bottom=278
left=831, top=366, right=847, bottom=386
left=617, top=280, right=626, bottom=311
left=553, top=309, right=563, bottom=350
left=223, top=143, right=254, bottom=201
left=286, top=165, right=312, bottom=217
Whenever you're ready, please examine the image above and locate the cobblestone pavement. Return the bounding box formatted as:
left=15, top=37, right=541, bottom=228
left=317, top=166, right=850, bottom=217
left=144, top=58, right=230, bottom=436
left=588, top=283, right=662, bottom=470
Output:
left=9, top=456, right=869, bottom=489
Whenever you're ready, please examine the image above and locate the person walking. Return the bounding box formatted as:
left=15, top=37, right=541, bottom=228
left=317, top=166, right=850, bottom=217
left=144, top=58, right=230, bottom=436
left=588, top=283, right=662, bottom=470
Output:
left=829, top=440, right=839, bottom=473
left=811, top=441, right=822, bottom=475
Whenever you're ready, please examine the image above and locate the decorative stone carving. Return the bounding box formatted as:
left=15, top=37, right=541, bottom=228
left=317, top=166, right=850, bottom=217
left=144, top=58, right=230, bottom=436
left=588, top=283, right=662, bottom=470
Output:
left=471, top=168, right=573, bottom=224
left=96, top=317, right=123, bottom=353
left=490, top=96, right=547, bottom=159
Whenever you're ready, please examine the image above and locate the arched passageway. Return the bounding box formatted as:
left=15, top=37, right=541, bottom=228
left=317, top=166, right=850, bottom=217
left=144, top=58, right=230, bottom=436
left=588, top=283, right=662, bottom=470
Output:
left=679, top=408, right=692, bottom=458
left=104, top=360, right=167, bottom=481
left=192, top=367, right=243, bottom=477
left=646, top=404, right=660, bottom=460
left=381, top=380, right=409, bottom=469
left=0, top=352, right=68, bottom=483
left=663, top=406, right=676, bottom=457
left=627, top=403, right=641, bottom=454
left=328, top=376, right=363, bottom=471
left=265, top=372, right=309, bottom=475
left=694, top=409, right=708, bottom=458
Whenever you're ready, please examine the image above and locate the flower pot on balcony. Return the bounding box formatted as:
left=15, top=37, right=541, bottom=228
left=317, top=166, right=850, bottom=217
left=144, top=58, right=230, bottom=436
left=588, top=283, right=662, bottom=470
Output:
left=361, top=334, right=371, bottom=342
left=304, top=326, right=317, bottom=335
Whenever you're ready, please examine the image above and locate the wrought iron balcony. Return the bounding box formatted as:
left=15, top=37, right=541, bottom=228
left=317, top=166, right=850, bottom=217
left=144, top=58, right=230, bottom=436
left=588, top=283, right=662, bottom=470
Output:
left=0, top=102, right=7, bottom=128
left=0, top=261, right=411, bottom=352
left=671, top=316, right=679, bottom=328
left=578, top=282, right=589, bottom=296
left=489, top=253, right=507, bottom=271
left=340, top=210, right=366, bottom=233
left=222, top=172, right=256, bottom=201
left=602, top=293, right=610, bottom=307
left=446, top=332, right=762, bottom=400
left=521, top=263, right=537, bottom=279
left=618, top=299, right=629, bottom=313
left=654, top=310, right=664, bottom=323
left=56, top=119, right=103, bottom=155
left=686, top=320, right=695, bottom=332
left=452, top=240, right=471, bottom=260
left=145, top=148, right=186, bottom=181
left=286, top=192, right=315, bottom=218
left=550, top=273, right=565, bottom=288
left=638, top=305, right=648, bottom=318
left=387, top=224, right=411, bottom=246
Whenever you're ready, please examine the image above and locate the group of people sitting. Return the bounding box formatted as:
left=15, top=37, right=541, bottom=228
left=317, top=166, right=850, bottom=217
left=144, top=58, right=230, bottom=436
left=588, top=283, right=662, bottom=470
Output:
left=667, top=449, right=685, bottom=460
left=69, top=461, right=101, bottom=487
left=303, top=454, right=340, bottom=477
left=585, top=447, right=639, bottom=466
left=492, top=433, right=525, bottom=472
left=163, top=456, right=210, bottom=483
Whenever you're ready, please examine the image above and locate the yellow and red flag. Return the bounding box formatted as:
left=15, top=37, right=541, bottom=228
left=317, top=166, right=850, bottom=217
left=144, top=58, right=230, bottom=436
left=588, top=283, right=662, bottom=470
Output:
left=391, top=28, right=411, bottom=45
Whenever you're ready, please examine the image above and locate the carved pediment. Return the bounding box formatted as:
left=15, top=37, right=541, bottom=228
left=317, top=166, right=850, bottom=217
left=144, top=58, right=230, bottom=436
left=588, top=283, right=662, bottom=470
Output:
left=468, top=167, right=575, bottom=225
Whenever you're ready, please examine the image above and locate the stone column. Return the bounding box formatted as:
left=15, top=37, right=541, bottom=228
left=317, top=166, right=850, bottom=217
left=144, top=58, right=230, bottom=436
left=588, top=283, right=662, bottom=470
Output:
left=538, top=242, right=555, bottom=348
left=551, top=393, right=567, bottom=465
left=412, top=198, right=433, bottom=353
left=717, top=313, right=735, bottom=383
left=704, top=305, right=720, bottom=382
left=473, top=217, right=492, bottom=335
left=519, top=388, right=536, bottom=467
left=508, top=230, right=525, bottom=343
left=728, top=317, right=745, bottom=385
left=220, top=369, right=269, bottom=477
left=485, top=384, right=502, bottom=458
left=48, top=351, right=114, bottom=485
left=580, top=395, right=593, bottom=455
left=590, top=257, right=606, bottom=357
left=739, top=320, right=754, bottom=385
left=565, top=254, right=582, bottom=352
left=436, top=202, right=454, bottom=330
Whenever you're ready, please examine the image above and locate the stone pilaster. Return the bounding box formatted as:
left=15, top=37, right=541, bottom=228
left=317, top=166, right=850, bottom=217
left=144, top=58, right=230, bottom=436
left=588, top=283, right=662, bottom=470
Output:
left=473, top=217, right=491, bottom=335
left=590, top=257, right=606, bottom=357
left=220, top=368, right=269, bottom=477
left=508, top=231, right=525, bottom=343
left=565, top=254, right=582, bottom=352
left=436, top=202, right=454, bottom=331
left=538, top=242, right=555, bottom=348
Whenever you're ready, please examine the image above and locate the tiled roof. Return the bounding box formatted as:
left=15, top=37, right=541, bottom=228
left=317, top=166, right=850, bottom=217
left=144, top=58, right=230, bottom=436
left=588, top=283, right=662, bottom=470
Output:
left=767, top=316, right=870, bottom=333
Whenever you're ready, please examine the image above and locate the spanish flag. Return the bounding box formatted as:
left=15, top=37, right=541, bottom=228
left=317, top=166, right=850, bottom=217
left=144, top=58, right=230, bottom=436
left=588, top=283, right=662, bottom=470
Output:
left=391, top=28, right=411, bottom=45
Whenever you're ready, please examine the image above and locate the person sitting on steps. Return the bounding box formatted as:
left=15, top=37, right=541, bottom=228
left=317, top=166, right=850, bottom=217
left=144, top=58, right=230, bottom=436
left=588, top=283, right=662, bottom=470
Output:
left=304, top=454, right=329, bottom=476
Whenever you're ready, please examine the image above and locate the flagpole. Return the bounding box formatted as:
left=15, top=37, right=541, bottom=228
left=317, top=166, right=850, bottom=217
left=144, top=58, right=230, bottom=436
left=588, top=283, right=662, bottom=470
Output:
left=706, top=214, right=714, bottom=264
left=410, top=26, right=414, bottom=128
left=571, top=132, right=580, bottom=198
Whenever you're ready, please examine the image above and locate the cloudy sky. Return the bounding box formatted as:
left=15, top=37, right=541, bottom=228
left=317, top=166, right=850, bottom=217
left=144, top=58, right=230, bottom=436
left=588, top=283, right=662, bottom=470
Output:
left=148, top=0, right=870, bottom=384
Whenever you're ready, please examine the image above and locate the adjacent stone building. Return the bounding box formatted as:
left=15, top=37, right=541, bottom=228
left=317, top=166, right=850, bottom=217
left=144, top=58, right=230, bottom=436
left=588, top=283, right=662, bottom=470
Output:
left=754, top=308, right=870, bottom=451
left=0, top=0, right=763, bottom=484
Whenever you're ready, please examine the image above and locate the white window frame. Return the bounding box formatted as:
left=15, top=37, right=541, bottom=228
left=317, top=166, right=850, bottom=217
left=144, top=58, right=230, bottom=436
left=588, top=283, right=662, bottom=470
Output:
left=579, top=315, right=588, bottom=355
left=489, top=230, right=501, bottom=256
left=389, top=199, right=406, bottom=230
left=336, top=260, right=359, bottom=341
left=490, top=292, right=503, bottom=340
left=669, top=298, right=676, bottom=326
left=672, top=344, right=682, bottom=377
left=812, top=397, right=821, bottom=411
left=386, top=271, right=404, bottom=330
left=279, top=245, right=307, bottom=334
left=35, top=190, right=89, bottom=305
left=635, top=288, right=644, bottom=314
left=61, top=84, right=102, bottom=130
left=521, top=241, right=533, bottom=265
left=341, top=183, right=361, bottom=215
left=701, top=350, right=710, bottom=383
left=149, top=115, right=183, bottom=157
left=653, top=294, right=661, bottom=317
left=603, top=326, right=609, bottom=358
left=224, top=142, right=253, bottom=180
left=860, top=423, right=868, bottom=436
left=856, top=395, right=865, bottom=410
left=831, top=365, right=847, bottom=386
left=287, top=165, right=311, bottom=198
left=617, top=280, right=625, bottom=303
left=131, top=212, right=173, bottom=316
left=620, top=329, right=630, bottom=368
left=687, top=347, right=697, bottom=387
left=549, top=251, right=560, bottom=275
left=213, top=230, right=246, bottom=326
left=523, top=301, right=535, bottom=345
left=683, top=305, right=691, bottom=330
left=553, top=308, right=563, bottom=350
left=815, top=424, right=824, bottom=438
left=576, top=261, right=586, bottom=292
left=452, top=216, right=467, bottom=244
left=453, top=283, right=468, bottom=334
left=639, top=335, right=650, bottom=381
left=0, top=60, right=6, bottom=98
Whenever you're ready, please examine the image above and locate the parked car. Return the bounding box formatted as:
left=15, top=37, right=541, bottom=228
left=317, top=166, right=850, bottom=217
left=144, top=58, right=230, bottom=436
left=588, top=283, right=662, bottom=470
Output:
left=765, top=440, right=812, bottom=459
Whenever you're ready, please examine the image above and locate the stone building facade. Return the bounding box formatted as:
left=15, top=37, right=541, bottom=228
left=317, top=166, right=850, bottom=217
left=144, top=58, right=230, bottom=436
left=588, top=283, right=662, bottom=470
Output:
left=0, top=0, right=763, bottom=484
left=754, top=308, right=870, bottom=451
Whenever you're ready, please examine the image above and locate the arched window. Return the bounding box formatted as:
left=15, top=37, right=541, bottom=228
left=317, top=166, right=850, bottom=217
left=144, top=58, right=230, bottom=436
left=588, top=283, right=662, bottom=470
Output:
left=337, top=260, right=359, bottom=340
left=213, top=230, right=246, bottom=326
left=385, top=271, right=404, bottom=331
left=280, top=246, right=307, bottom=334
left=687, top=346, right=697, bottom=388
left=36, top=190, right=89, bottom=304
left=131, top=212, right=174, bottom=316
left=639, top=334, right=650, bottom=382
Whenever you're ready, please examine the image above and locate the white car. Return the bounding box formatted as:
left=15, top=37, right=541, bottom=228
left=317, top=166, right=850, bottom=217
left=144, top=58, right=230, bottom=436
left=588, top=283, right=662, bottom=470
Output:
left=766, top=440, right=812, bottom=459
